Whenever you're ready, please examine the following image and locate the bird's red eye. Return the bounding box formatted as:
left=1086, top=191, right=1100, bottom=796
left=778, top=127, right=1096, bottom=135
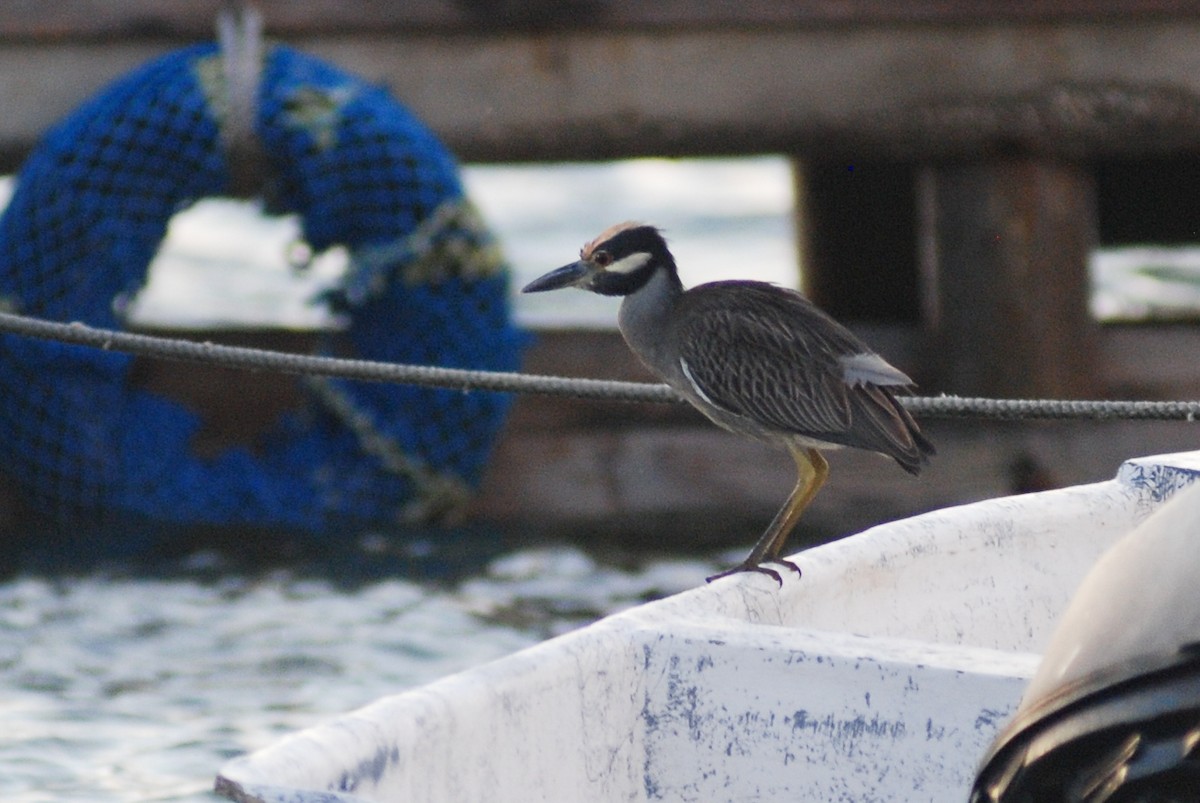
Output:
left=593, top=250, right=613, bottom=267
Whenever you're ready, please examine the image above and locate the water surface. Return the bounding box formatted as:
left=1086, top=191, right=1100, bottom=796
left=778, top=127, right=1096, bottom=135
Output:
left=0, top=532, right=720, bottom=802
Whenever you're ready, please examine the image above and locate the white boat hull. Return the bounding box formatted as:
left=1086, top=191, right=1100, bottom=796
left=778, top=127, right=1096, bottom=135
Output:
left=216, top=451, right=1200, bottom=802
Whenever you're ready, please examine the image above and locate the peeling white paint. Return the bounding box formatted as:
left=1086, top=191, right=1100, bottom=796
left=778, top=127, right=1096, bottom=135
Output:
left=216, top=451, right=1200, bottom=803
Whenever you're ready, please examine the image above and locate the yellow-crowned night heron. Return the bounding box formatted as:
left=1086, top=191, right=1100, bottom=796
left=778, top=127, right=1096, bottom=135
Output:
left=523, top=223, right=934, bottom=583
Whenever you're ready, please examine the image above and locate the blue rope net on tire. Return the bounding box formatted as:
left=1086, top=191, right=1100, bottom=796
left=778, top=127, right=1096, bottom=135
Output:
left=0, top=43, right=525, bottom=546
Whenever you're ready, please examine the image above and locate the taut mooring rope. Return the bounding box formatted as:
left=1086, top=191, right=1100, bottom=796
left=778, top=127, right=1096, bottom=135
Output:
left=1, top=310, right=1198, bottom=421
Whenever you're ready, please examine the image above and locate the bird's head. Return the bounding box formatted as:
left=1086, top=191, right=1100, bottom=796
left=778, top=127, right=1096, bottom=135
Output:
left=522, top=222, right=677, bottom=297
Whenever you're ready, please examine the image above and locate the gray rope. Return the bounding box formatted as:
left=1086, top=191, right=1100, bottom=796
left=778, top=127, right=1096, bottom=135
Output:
left=1, top=309, right=1198, bottom=421
left=903, top=395, right=1200, bottom=421
left=0, top=310, right=678, bottom=404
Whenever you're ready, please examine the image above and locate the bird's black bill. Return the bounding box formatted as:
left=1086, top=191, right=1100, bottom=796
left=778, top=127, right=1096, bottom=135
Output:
left=521, top=261, right=590, bottom=293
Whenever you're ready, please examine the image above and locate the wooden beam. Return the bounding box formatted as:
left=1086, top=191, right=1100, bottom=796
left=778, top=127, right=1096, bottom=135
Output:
left=471, top=415, right=1200, bottom=545
left=5, top=324, right=1200, bottom=545
left=923, top=158, right=1100, bottom=398
left=5, top=19, right=1200, bottom=166
left=3, top=3, right=1199, bottom=42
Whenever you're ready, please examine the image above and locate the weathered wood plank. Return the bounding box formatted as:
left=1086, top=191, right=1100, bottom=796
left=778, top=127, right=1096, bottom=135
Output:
left=470, top=416, right=1200, bottom=546
left=2, top=2, right=1198, bottom=41
left=475, top=324, right=1200, bottom=541
left=5, top=20, right=1200, bottom=166
left=4, top=323, right=1200, bottom=543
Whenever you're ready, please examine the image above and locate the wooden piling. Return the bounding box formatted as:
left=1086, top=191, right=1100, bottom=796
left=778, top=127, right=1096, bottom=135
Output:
left=921, top=158, right=1100, bottom=398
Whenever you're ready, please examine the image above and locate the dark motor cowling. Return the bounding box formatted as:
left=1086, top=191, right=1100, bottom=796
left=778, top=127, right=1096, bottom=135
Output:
left=972, top=482, right=1200, bottom=802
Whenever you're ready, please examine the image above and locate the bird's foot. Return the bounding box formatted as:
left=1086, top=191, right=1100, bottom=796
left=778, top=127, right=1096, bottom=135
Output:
left=706, top=558, right=801, bottom=586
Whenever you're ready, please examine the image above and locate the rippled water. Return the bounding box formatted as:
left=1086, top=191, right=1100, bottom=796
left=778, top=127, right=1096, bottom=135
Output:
left=0, top=533, right=720, bottom=802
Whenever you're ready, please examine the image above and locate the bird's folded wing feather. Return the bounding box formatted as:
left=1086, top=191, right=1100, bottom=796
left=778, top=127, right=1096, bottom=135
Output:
left=673, top=282, right=902, bottom=437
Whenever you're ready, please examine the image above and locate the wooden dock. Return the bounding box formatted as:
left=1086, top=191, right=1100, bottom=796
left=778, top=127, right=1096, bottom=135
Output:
left=4, top=2, right=1200, bottom=545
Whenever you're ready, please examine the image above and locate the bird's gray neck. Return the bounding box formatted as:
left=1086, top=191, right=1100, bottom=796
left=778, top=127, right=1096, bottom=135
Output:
left=617, top=266, right=684, bottom=376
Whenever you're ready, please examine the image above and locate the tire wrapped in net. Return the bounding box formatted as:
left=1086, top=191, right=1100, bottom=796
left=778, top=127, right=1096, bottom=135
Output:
left=0, top=43, right=525, bottom=548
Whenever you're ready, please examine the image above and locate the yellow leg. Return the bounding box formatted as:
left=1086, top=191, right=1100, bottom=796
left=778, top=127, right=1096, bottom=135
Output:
left=707, top=446, right=828, bottom=584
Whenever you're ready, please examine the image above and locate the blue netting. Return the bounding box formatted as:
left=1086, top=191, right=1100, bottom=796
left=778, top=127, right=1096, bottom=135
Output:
left=0, top=43, right=525, bottom=542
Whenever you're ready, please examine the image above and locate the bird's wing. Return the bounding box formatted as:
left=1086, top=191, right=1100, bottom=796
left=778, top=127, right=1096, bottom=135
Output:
left=673, top=281, right=904, bottom=437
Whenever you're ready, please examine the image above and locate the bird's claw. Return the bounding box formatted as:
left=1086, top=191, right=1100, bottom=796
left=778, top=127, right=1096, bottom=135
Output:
left=768, top=558, right=802, bottom=578
left=706, top=559, right=801, bottom=586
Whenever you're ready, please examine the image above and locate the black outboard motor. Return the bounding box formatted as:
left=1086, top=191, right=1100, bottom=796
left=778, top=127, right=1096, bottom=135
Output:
left=971, top=482, right=1200, bottom=802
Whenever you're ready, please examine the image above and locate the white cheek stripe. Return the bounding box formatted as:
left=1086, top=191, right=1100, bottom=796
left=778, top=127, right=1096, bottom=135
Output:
left=606, top=251, right=652, bottom=275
